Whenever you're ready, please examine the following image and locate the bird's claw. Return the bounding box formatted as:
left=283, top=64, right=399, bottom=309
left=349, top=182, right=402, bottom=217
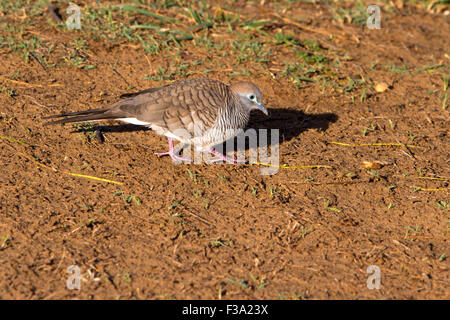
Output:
left=154, top=151, right=192, bottom=163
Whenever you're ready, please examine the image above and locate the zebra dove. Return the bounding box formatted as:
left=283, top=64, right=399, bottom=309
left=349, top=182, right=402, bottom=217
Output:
left=43, top=78, right=267, bottom=164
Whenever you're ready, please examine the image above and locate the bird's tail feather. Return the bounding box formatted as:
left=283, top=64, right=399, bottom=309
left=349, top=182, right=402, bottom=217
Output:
left=42, top=107, right=122, bottom=125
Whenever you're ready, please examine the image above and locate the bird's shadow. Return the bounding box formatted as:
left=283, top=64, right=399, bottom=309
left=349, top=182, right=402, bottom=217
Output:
left=74, top=108, right=338, bottom=147
left=247, top=108, right=338, bottom=144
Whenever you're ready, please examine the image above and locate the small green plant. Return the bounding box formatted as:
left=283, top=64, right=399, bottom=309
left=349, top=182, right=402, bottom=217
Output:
left=210, top=238, right=230, bottom=247
left=407, top=131, right=418, bottom=141
left=122, top=272, right=132, bottom=283
left=440, top=73, right=449, bottom=109
left=405, top=225, right=421, bottom=238
left=186, top=168, right=198, bottom=184
left=325, top=200, right=341, bottom=213
left=300, top=226, right=312, bottom=238
left=1, top=235, right=9, bottom=248
left=193, top=189, right=201, bottom=198
left=168, top=203, right=182, bottom=211
left=435, top=201, right=449, bottom=209
left=388, top=119, right=395, bottom=130
left=114, top=189, right=141, bottom=205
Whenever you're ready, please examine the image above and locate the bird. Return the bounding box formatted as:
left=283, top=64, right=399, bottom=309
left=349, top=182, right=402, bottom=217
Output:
left=43, top=78, right=268, bottom=164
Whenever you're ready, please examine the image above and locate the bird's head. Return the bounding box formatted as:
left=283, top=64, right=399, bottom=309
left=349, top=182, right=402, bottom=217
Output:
left=231, top=81, right=268, bottom=116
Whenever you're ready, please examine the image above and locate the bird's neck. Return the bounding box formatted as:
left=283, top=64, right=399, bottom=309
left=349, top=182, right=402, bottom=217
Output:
left=229, top=92, right=250, bottom=127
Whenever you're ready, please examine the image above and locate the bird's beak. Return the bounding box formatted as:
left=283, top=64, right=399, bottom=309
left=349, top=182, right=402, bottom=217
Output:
left=257, top=103, right=268, bottom=116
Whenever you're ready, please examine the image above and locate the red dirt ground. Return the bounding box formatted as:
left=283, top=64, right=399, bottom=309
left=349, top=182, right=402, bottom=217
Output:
left=0, top=0, right=448, bottom=299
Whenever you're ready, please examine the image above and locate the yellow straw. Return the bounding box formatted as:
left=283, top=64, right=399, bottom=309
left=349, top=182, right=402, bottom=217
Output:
left=1, top=135, right=123, bottom=185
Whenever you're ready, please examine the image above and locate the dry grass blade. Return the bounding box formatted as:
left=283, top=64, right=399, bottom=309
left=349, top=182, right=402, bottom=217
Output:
left=0, top=135, right=28, bottom=145
left=0, top=75, right=62, bottom=88
left=120, top=5, right=181, bottom=24
left=410, top=186, right=450, bottom=192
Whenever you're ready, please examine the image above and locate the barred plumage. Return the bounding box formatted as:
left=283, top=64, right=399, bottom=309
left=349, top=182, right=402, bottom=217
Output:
left=43, top=78, right=267, bottom=164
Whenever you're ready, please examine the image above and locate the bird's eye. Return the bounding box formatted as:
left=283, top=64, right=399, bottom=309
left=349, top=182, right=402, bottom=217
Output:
left=249, top=95, right=255, bottom=100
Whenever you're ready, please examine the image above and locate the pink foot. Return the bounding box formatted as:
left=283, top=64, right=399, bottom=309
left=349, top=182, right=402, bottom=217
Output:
left=155, top=138, right=192, bottom=163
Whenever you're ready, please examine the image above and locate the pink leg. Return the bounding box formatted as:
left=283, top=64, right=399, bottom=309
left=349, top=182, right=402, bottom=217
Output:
left=208, top=148, right=246, bottom=165
left=155, top=138, right=192, bottom=163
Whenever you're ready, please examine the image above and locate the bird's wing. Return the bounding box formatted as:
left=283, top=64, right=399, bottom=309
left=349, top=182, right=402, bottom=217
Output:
left=118, top=79, right=229, bottom=136
left=119, top=84, right=171, bottom=99
left=43, top=78, right=230, bottom=136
